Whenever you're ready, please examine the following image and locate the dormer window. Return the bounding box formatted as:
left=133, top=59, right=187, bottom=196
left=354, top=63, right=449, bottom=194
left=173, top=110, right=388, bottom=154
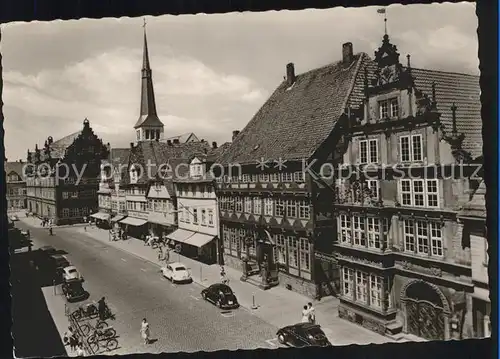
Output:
left=130, top=166, right=140, bottom=184
left=379, top=98, right=399, bottom=119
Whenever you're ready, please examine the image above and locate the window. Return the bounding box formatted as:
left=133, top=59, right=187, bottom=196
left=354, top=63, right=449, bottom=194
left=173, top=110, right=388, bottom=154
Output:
left=299, top=238, right=310, bottom=272
left=275, top=199, right=285, bottom=216
left=270, top=173, right=279, bottom=183
left=136, top=130, right=140, bottom=141
left=379, top=98, right=398, bottom=119
left=184, top=207, right=190, bottom=223
left=342, top=267, right=354, bottom=298
left=230, top=228, right=239, bottom=257
left=227, top=197, right=235, bottom=211
left=286, top=200, right=297, bottom=218
left=356, top=271, right=368, bottom=304
left=430, top=222, right=443, bottom=256
left=404, top=219, right=415, bottom=252
left=353, top=216, right=365, bottom=246
left=339, top=214, right=351, bottom=243
left=242, top=174, right=250, bottom=182
left=244, top=197, right=252, bottom=213
left=253, top=197, right=262, bottom=215
left=416, top=220, right=429, bottom=254
left=282, top=172, right=293, bottom=182
left=260, top=173, right=269, bottom=182
left=208, top=209, right=214, bottom=226
left=223, top=226, right=230, bottom=250
left=62, top=208, right=69, bottom=218
left=400, top=134, right=423, bottom=162
left=235, top=197, right=243, bottom=212
left=370, top=275, right=383, bottom=309
left=193, top=208, right=198, bottom=224
left=367, top=180, right=379, bottom=200
left=140, top=202, right=147, bottom=212
left=400, top=179, right=440, bottom=208
left=288, top=236, right=298, bottom=268
left=264, top=198, right=273, bottom=216
left=298, top=200, right=310, bottom=219
left=201, top=209, right=206, bottom=225
left=275, top=235, right=286, bottom=265
left=367, top=217, right=381, bottom=249
left=359, top=139, right=379, bottom=164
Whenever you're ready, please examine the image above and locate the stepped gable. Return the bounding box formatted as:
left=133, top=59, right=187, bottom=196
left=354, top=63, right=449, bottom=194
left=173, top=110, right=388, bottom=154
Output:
left=217, top=53, right=371, bottom=166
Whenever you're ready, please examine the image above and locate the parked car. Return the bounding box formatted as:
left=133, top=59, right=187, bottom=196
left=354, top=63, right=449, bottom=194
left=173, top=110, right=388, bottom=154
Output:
left=10, top=214, right=19, bottom=221
left=50, top=254, right=71, bottom=278
left=62, top=280, right=87, bottom=302
left=40, top=245, right=57, bottom=255
left=201, top=283, right=239, bottom=309
left=62, top=265, right=84, bottom=282
left=161, top=262, right=192, bottom=284
left=276, top=323, right=331, bottom=347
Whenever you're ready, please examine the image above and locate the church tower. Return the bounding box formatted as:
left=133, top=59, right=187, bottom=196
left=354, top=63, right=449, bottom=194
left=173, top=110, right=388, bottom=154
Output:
left=134, top=20, right=164, bottom=142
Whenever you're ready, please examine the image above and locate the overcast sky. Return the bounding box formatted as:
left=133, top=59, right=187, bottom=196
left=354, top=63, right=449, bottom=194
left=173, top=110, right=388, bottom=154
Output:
left=2, top=2, right=478, bottom=161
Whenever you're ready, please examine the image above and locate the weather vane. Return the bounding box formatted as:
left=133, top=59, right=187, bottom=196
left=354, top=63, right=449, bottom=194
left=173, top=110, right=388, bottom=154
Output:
left=377, top=8, right=387, bottom=35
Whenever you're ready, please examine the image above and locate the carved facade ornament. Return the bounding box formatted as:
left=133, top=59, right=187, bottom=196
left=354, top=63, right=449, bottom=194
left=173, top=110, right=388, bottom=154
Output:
left=337, top=253, right=384, bottom=268
left=443, top=103, right=466, bottom=150
left=397, top=260, right=443, bottom=277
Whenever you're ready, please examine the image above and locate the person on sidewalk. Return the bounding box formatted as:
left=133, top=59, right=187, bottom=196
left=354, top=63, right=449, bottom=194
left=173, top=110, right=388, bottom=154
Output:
left=307, top=302, right=316, bottom=324
left=76, top=344, right=85, bottom=356
left=140, top=318, right=150, bottom=344
left=220, top=266, right=229, bottom=284
left=157, top=247, right=164, bottom=262
left=301, top=305, right=310, bottom=323
left=98, top=297, right=107, bottom=321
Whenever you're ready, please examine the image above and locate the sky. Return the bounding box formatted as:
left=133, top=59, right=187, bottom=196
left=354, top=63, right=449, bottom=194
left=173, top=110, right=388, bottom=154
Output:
left=2, top=2, right=478, bottom=161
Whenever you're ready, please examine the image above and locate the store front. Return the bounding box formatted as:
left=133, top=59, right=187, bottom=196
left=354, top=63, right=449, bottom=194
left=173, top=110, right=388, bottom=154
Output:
left=118, top=217, right=148, bottom=239
left=90, top=212, right=111, bottom=229
left=166, top=228, right=217, bottom=264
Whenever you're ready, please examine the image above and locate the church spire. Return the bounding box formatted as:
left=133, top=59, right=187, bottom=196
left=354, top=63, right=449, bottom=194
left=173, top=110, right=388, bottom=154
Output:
left=134, top=18, right=164, bottom=136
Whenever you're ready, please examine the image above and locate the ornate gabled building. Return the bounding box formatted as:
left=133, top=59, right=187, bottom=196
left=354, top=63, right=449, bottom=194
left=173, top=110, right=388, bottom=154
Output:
left=5, top=160, right=27, bottom=211
left=216, top=43, right=372, bottom=296
left=331, top=34, right=482, bottom=341
left=25, top=119, right=109, bottom=225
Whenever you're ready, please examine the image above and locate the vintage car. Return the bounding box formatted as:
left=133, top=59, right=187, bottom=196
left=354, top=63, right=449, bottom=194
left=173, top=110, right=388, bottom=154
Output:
left=161, top=262, right=192, bottom=284
left=201, top=283, right=239, bottom=309
left=276, top=323, right=331, bottom=347
left=62, top=280, right=87, bottom=302
left=62, top=265, right=84, bottom=282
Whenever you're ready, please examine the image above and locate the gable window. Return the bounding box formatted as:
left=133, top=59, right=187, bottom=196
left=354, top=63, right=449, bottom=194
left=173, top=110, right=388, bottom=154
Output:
left=379, top=98, right=398, bottom=119
left=400, top=134, right=423, bottom=162
left=399, top=179, right=439, bottom=208
left=359, top=139, right=379, bottom=164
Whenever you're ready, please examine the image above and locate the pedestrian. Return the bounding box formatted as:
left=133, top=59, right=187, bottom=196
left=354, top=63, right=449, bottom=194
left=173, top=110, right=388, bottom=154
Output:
left=98, top=296, right=107, bottom=321
left=49, top=226, right=53, bottom=236
left=69, top=331, right=78, bottom=352
left=26, top=229, right=30, bottom=238
left=140, top=318, right=150, bottom=344
left=158, top=246, right=164, bottom=262
left=301, top=305, right=310, bottom=323
left=84, top=225, right=87, bottom=232
left=76, top=343, right=85, bottom=356
left=307, top=302, right=316, bottom=324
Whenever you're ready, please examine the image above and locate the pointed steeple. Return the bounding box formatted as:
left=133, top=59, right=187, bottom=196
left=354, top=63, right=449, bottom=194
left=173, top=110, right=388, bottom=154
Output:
left=134, top=18, right=164, bottom=136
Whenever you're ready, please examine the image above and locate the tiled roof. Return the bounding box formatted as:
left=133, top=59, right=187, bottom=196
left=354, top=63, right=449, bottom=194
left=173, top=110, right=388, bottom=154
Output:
left=458, top=180, right=486, bottom=219
left=163, top=132, right=199, bottom=143
left=122, top=141, right=211, bottom=185
left=5, top=161, right=26, bottom=178
left=209, top=142, right=232, bottom=163
left=38, top=131, right=81, bottom=159
left=218, top=53, right=370, bottom=165
left=410, top=68, right=481, bottom=158
left=109, top=148, right=131, bottom=166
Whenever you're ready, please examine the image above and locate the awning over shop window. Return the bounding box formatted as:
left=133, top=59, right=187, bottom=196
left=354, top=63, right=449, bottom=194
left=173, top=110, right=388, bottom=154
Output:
left=166, top=229, right=195, bottom=244
left=90, top=212, right=111, bottom=221
left=111, top=215, right=125, bottom=222
left=119, top=217, right=147, bottom=227
left=185, top=233, right=215, bottom=248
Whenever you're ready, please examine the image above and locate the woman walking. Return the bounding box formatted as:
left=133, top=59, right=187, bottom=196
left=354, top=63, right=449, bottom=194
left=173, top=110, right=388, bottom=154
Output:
left=140, top=318, right=150, bottom=344
left=301, top=305, right=310, bottom=323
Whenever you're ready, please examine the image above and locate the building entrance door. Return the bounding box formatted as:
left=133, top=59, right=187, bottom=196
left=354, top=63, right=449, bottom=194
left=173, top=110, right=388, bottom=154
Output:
left=404, top=281, right=446, bottom=340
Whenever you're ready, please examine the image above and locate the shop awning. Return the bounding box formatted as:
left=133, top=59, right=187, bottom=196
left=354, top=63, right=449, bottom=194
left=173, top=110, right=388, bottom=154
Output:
left=166, top=229, right=195, bottom=244
left=119, top=217, right=147, bottom=227
left=111, top=215, right=125, bottom=222
left=185, top=233, right=215, bottom=248
left=90, top=212, right=111, bottom=221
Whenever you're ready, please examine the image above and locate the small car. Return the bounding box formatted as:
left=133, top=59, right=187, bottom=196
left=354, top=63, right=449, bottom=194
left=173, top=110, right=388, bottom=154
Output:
left=10, top=215, right=19, bottom=221
left=276, top=323, right=331, bottom=347
left=62, top=281, right=87, bottom=302
left=62, top=265, right=84, bottom=282
left=201, top=283, right=239, bottom=309
left=40, top=245, right=57, bottom=255
left=161, top=262, right=192, bottom=284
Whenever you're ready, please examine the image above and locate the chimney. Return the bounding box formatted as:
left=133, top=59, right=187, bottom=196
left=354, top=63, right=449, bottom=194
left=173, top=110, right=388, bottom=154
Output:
left=232, top=130, right=240, bottom=141
left=167, top=140, right=172, bottom=146
left=47, top=136, right=53, bottom=145
left=286, top=63, right=295, bottom=86
left=19, top=159, right=23, bottom=163
left=342, top=42, right=353, bottom=64
left=212, top=141, right=218, bottom=149
left=130, top=142, right=134, bottom=149
left=173, top=139, right=180, bottom=145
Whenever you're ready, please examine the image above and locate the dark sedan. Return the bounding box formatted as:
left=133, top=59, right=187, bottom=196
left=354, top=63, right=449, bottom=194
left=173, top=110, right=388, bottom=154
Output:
left=201, top=283, right=239, bottom=309
left=62, top=281, right=88, bottom=302
left=277, top=323, right=332, bottom=347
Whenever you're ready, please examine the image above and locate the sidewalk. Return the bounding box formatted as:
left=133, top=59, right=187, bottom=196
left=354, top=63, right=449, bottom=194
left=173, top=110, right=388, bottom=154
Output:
left=18, top=214, right=88, bottom=229
left=67, top=225, right=395, bottom=346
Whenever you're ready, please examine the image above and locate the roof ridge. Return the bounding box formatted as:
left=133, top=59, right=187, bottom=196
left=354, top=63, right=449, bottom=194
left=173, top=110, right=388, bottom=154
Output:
left=410, top=66, right=479, bottom=78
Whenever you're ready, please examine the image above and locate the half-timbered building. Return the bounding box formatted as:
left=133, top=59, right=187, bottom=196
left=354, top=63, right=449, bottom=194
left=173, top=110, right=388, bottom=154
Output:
left=5, top=160, right=27, bottom=211
left=25, top=119, right=109, bottom=225
left=332, top=34, right=482, bottom=341
left=216, top=43, right=372, bottom=297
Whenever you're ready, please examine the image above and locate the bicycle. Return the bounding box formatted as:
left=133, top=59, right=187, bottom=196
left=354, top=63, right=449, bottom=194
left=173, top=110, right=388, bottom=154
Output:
left=87, top=326, right=117, bottom=345
left=88, top=336, right=119, bottom=353
left=72, top=303, right=98, bottom=320
left=80, top=320, right=109, bottom=336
